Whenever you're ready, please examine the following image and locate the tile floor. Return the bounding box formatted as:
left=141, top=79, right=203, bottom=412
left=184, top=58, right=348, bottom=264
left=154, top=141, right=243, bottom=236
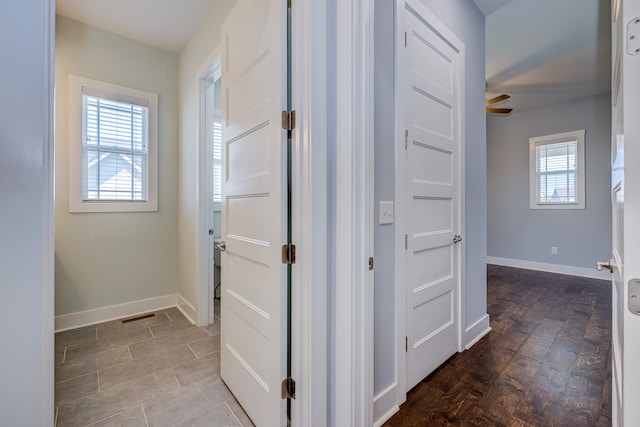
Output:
left=54, top=302, right=254, bottom=427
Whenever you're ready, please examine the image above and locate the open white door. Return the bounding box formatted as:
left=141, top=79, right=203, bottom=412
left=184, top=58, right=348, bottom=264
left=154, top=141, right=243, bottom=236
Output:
left=610, top=1, right=640, bottom=425
left=220, top=0, right=287, bottom=425
left=399, top=0, right=464, bottom=392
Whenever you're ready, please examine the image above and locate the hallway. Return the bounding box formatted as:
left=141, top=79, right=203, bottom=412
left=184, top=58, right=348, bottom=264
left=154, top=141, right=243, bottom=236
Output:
left=385, top=265, right=611, bottom=426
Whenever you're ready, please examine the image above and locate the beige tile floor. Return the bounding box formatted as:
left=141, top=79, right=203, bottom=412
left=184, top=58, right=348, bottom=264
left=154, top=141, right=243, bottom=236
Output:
left=54, top=302, right=254, bottom=427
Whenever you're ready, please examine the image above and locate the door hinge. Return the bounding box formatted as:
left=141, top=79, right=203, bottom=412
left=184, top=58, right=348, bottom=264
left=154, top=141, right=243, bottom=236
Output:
left=282, top=244, right=296, bottom=264
left=404, top=129, right=408, bottom=150
left=287, top=0, right=292, bottom=8
left=405, top=336, right=408, bottom=352
left=369, top=257, right=374, bottom=271
left=281, top=377, right=296, bottom=399
left=405, top=234, right=408, bottom=250
left=282, top=110, right=296, bottom=131
left=404, top=31, right=407, bottom=47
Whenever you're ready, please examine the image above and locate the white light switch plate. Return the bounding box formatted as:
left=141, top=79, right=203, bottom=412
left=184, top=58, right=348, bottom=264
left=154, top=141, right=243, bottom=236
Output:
left=379, top=201, right=394, bottom=225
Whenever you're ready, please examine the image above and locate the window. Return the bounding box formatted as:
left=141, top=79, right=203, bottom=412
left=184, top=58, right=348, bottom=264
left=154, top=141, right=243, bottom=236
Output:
left=529, top=130, right=585, bottom=210
left=213, top=116, right=222, bottom=204
left=69, top=75, right=158, bottom=212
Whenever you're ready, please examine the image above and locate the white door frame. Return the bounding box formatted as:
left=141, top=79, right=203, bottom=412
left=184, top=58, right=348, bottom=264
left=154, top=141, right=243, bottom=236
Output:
left=196, top=48, right=222, bottom=327
left=45, top=0, right=56, bottom=421
left=289, top=0, right=329, bottom=424
left=394, top=0, right=466, bottom=403
left=333, top=0, right=375, bottom=425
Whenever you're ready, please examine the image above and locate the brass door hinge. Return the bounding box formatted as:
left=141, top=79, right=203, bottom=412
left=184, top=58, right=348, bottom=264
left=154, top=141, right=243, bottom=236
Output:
left=282, top=244, right=296, bottom=264
left=282, top=110, right=296, bottom=131
left=281, top=377, right=296, bottom=399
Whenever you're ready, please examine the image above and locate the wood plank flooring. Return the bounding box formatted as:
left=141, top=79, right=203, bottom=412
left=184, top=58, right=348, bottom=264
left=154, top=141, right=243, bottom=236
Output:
left=385, top=264, right=612, bottom=426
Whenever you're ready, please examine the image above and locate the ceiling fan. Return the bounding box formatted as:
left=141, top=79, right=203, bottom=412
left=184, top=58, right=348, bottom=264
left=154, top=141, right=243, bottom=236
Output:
left=486, top=94, right=512, bottom=115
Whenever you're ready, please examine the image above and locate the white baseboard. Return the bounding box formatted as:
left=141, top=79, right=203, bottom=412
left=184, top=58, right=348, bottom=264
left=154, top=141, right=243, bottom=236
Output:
left=177, top=294, right=197, bottom=325
left=373, top=383, right=399, bottom=427
left=487, top=256, right=611, bottom=280
left=464, top=314, right=491, bottom=350
left=55, top=294, right=178, bottom=332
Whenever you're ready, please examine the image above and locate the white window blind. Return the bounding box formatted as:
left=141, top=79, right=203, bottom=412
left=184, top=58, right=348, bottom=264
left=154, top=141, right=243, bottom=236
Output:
left=82, top=92, right=149, bottom=202
left=213, top=117, right=222, bottom=204
left=535, top=140, right=577, bottom=204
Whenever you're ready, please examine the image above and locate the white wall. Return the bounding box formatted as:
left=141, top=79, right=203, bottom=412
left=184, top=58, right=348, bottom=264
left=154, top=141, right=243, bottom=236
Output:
left=487, top=94, right=612, bottom=269
left=373, top=0, right=487, bottom=399
left=55, top=16, right=180, bottom=315
left=0, top=0, right=54, bottom=423
left=177, top=0, right=235, bottom=308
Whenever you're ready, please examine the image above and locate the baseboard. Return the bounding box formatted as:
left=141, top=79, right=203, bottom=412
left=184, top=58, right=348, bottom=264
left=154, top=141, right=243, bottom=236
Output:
left=55, top=294, right=178, bottom=332
left=373, top=383, right=399, bottom=427
left=177, top=294, right=197, bottom=325
left=487, top=256, right=611, bottom=280
left=464, top=314, right=491, bottom=350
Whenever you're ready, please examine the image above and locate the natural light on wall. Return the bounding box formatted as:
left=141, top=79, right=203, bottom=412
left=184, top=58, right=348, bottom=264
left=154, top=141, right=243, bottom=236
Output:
left=529, top=130, right=586, bottom=210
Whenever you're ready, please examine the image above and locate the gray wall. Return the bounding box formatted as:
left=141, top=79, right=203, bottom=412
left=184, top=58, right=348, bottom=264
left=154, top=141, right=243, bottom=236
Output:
left=55, top=16, right=180, bottom=315
left=487, top=94, right=612, bottom=268
left=0, top=0, right=53, bottom=422
left=373, top=0, right=397, bottom=396
left=373, top=0, right=487, bottom=396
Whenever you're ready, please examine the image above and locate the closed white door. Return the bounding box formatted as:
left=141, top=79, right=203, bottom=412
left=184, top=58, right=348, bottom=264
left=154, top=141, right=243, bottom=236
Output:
left=400, top=1, right=463, bottom=391
left=220, top=0, right=287, bottom=425
left=610, top=1, right=640, bottom=425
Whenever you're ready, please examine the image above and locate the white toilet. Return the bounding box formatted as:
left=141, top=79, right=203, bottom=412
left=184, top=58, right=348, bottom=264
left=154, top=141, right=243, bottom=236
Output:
left=213, top=238, right=222, bottom=299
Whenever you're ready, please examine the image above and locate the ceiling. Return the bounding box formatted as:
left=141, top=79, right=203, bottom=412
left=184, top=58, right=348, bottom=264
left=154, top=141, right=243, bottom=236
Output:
left=57, top=0, right=611, bottom=113
left=480, top=0, right=611, bottom=113
left=56, top=0, right=213, bottom=53
left=472, top=0, right=513, bottom=16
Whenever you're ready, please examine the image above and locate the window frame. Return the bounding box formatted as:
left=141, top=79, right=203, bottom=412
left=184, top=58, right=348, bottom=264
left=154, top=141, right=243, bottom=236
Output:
left=529, top=129, right=586, bottom=210
left=68, top=75, right=158, bottom=212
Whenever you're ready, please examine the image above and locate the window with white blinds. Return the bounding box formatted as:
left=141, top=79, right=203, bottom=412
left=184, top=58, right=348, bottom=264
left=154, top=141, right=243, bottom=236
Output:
left=69, top=75, right=158, bottom=212
left=213, top=117, right=222, bottom=204
left=82, top=94, right=148, bottom=201
left=529, top=130, right=585, bottom=210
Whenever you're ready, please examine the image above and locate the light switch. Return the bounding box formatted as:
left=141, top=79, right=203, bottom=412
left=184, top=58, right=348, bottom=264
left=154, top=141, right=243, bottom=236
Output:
left=379, top=201, right=394, bottom=225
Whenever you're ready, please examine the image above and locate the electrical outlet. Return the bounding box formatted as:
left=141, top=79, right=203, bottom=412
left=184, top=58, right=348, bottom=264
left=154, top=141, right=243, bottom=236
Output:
left=551, top=246, right=558, bottom=255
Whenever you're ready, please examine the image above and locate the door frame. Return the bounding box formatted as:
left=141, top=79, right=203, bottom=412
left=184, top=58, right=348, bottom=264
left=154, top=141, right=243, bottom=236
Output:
left=333, top=0, right=375, bottom=425
left=394, top=0, right=466, bottom=402
left=196, top=48, right=222, bottom=327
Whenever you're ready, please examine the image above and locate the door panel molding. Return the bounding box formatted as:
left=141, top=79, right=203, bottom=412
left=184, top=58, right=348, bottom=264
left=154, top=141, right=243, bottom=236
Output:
left=395, top=0, right=466, bottom=402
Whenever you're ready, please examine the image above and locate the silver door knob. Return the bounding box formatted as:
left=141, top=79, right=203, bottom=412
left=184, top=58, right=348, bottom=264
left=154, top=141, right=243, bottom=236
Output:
left=596, top=260, right=614, bottom=273
left=216, top=241, right=226, bottom=251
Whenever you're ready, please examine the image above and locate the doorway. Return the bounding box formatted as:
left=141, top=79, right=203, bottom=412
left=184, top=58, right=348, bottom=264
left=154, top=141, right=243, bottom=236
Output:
left=197, top=53, right=222, bottom=326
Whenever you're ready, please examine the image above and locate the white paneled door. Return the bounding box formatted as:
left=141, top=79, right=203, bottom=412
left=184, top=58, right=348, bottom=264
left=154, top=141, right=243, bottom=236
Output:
left=610, top=1, right=640, bottom=425
left=400, top=1, right=463, bottom=392
left=220, top=0, right=287, bottom=425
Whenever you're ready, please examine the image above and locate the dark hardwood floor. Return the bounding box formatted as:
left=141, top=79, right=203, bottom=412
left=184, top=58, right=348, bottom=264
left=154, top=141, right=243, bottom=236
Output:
left=384, top=264, right=612, bottom=427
